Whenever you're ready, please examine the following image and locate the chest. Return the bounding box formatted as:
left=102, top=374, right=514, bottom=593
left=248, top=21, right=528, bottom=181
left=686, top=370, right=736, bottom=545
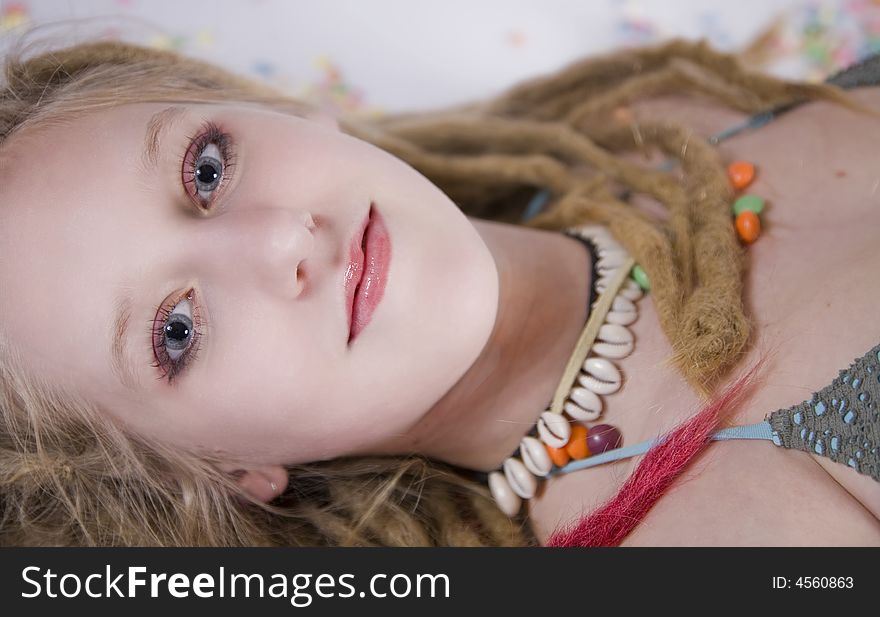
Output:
left=528, top=95, right=880, bottom=544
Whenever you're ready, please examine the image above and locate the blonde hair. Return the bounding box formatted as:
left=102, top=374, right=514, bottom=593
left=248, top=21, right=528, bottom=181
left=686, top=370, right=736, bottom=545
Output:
left=0, top=36, right=850, bottom=546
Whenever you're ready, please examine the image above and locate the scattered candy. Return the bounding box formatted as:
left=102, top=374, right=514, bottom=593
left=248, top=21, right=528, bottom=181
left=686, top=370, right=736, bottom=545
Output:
left=631, top=264, right=650, bottom=291
left=732, top=194, right=765, bottom=216
left=735, top=209, right=761, bottom=244
left=565, top=425, right=591, bottom=460
left=727, top=161, right=756, bottom=190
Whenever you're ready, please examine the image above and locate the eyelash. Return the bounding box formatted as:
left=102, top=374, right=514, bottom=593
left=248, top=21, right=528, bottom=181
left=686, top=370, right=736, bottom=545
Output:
left=149, top=122, right=231, bottom=385
left=179, top=121, right=237, bottom=211
left=149, top=288, right=205, bottom=385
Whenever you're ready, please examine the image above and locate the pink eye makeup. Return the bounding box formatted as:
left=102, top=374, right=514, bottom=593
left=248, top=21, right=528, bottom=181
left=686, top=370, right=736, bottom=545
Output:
left=179, top=121, right=237, bottom=211
left=149, top=287, right=205, bottom=385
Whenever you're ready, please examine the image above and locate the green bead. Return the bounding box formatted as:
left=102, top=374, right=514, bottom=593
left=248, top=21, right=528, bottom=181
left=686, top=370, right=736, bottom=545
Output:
left=631, top=264, right=650, bottom=291
left=732, top=194, right=765, bottom=216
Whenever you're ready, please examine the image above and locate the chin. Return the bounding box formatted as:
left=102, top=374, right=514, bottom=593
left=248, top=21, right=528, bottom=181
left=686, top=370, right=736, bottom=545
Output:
left=353, top=210, right=498, bottom=417
left=426, top=220, right=498, bottom=372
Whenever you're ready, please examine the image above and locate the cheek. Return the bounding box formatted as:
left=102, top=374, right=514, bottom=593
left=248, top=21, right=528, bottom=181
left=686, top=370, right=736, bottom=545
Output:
left=206, top=322, right=330, bottom=410
left=186, top=308, right=347, bottom=448
left=243, top=123, right=363, bottom=201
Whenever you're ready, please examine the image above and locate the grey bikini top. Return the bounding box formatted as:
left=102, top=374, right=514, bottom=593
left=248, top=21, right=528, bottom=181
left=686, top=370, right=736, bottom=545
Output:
left=766, top=344, right=880, bottom=481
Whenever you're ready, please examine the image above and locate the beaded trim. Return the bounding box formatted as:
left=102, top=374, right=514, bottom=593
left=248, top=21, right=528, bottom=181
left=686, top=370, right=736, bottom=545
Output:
left=485, top=225, right=645, bottom=517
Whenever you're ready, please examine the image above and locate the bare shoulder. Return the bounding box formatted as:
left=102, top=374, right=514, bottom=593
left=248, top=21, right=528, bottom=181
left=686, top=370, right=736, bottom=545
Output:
left=829, top=84, right=880, bottom=109
left=628, top=94, right=749, bottom=137
left=626, top=85, right=880, bottom=141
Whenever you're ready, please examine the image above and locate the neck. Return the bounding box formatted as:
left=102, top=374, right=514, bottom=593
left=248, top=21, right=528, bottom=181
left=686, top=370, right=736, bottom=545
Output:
left=378, top=217, right=594, bottom=471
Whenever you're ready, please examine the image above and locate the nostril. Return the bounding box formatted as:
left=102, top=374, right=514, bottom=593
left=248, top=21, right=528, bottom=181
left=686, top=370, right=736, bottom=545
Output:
left=293, top=267, right=303, bottom=296
left=303, top=212, right=317, bottom=233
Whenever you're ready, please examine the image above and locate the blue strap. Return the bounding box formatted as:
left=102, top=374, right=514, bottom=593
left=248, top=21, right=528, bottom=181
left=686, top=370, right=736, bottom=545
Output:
left=707, top=111, right=777, bottom=145
left=522, top=188, right=551, bottom=222
left=547, top=421, right=773, bottom=478
left=712, top=421, right=774, bottom=441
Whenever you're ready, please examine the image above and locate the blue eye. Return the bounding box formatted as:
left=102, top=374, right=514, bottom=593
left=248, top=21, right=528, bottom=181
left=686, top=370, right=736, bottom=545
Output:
left=181, top=122, right=236, bottom=211
left=193, top=143, right=223, bottom=198
left=163, top=298, right=194, bottom=361
left=150, top=289, right=204, bottom=385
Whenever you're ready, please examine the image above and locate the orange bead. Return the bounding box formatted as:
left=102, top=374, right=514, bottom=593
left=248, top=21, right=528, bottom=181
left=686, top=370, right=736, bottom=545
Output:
left=727, top=161, right=755, bottom=190
left=735, top=209, right=761, bottom=244
left=545, top=443, right=571, bottom=467
left=565, top=425, right=591, bottom=460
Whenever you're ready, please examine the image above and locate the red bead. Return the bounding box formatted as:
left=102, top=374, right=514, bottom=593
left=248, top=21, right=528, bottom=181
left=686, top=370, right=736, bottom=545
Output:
left=587, top=424, right=622, bottom=454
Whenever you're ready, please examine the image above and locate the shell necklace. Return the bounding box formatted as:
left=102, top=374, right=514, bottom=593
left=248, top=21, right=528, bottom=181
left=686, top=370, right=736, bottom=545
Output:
left=486, top=224, right=645, bottom=517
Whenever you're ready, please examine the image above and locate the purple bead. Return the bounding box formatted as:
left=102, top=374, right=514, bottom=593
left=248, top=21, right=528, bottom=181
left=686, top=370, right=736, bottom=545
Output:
left=587, top=424, right=622, bottom=454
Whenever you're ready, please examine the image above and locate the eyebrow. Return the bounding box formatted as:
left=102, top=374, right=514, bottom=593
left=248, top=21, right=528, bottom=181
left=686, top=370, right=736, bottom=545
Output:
left=109, top=105, right=189, bottom=392
left=111, top=286, right=142, bottom=392
left=141, top=104, right=187, bottom=172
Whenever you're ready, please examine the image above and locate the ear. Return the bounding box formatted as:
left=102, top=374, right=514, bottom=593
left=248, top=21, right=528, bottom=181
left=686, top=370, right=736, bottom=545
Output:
left=221, top=464, right=289, bottom=503
left=304, top=107, right=340, bottom=132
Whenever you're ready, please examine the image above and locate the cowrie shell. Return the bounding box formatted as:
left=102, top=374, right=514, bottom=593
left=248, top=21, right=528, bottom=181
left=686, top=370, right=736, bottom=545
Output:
left=592, top=324, right=634, bottom=359
left=520, top=436, right=552, bottom=477
left=579, top=357, right=622, bottom=395
left=618, top=278, right=643, bottom=301
left=597, top=249, right=628, bottom=270
left=605, top=295, right=637, bottom=325
left=591, top=239, right=617, bottom=255
left=566, top=387, right=603, bottom=420
left=563, top=401, right=600, bottom=422
left=578, top=225, right=612, bottom=240
left=596, top=265, right=621, bottom=279
left=594, top=274, right=613, bottom=293
left=488, top=471, right=521, bottom=517
left=536, top=411, right=571, bottom=449
left=503, top=457, right=537, bottom=499
left=605, top=309, right=636, bottom=326
left=588, top=237, right=617, bottom=254
left=612, top=295, right=636, bottom=312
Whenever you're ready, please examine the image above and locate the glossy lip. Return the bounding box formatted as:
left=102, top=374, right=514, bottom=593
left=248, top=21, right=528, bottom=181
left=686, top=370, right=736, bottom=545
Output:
left=345, top=203, right=391, bottom=345
left=344, top=206, right=370, bottom=344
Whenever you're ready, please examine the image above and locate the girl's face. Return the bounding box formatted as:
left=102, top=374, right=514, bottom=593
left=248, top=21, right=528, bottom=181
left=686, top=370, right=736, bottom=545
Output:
left=0, top=102, right=499, bottom=466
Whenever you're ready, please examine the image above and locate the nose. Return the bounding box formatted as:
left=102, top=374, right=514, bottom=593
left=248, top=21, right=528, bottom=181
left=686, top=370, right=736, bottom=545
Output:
left=198, top=208, right=316, bottom=299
